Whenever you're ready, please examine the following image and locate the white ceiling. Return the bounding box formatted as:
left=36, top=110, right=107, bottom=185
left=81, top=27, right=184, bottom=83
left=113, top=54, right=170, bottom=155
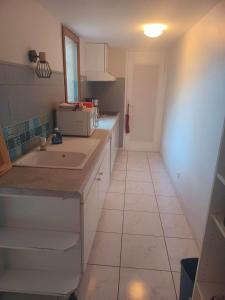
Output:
left=38, top=0, right=220, bottom=48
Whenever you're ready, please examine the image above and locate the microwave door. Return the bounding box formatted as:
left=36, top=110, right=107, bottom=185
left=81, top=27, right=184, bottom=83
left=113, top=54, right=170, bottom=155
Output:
left=90, top=112, right=95, bottom=131
left=89, top=111, right=95, bottom=135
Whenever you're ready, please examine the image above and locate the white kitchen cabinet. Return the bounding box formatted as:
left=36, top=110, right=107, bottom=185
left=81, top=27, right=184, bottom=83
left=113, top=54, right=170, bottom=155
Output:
left=0, top=195, right=81, bottom=298
left=82, top=140, right=110, bottom=271
left=0, top=228, right=79, bottom=251
left=192, top=122, right=225, bottom=299
left=0, top=138, right=112, bottom=298
left=99, top=141, right=110, bottom=208
left=85, top=43, right=115, bottom=81
left=110, top=118, right=120, bottom=172
left=86, top=43, right=106, bottom=73
left=83, top=175, right=99, bottom=269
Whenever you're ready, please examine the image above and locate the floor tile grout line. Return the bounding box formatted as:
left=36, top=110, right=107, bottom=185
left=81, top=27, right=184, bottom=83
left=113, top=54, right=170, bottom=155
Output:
left=96, top=230, right=195, bottom=240
left=147, top=153, right=179, bottom=300
left=88, top=152, right=182, bottom=299
left=102, top=206, right=184, bottom=216
left=116, top=150, right=127, bottom=300
left=87, top=262, right=176, bottom=273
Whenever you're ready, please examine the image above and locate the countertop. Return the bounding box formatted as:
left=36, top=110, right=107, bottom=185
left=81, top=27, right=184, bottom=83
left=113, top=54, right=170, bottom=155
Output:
left=98, top=115, right=119, bottom=130
left=0, top=114, right=119, bottom=199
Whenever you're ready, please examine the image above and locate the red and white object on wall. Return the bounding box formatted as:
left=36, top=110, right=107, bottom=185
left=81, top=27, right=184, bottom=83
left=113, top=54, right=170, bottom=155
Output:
left=125, top=103, right=130, bottom=134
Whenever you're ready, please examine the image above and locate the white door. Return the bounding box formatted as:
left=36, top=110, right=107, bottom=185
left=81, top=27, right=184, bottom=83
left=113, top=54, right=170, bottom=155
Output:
left=125, top=50, right=167, bottom=151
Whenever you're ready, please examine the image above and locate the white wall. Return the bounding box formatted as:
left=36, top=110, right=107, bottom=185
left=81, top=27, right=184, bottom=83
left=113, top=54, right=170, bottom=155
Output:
left=0, top=0, right=63, bottom=71
left=161, top=0, right=225, bottom=246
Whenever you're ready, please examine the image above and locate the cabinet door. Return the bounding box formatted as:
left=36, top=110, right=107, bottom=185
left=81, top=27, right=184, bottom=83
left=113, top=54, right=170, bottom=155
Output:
left=104, top=44, right=109, bottom=72
left=111, top=120, right=119, bottom=172
left=86, top=43, right=105, bottom=72
left=98, top=142, right=111, bottom=210
left=83, top=177, right=99, bottom=269
left=82, top=141, right=111, bottom=271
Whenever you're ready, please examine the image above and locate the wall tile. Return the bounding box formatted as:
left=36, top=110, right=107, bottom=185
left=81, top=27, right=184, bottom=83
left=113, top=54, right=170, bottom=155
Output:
left=4, top=64, right=34, bottom=85
left=3, top=113, right=51, bottom=161
left=0, top=61, right=64, bottom=160
left=87, top=78, right=125, bottom=146
left=0, top=61, right=64, bottom=128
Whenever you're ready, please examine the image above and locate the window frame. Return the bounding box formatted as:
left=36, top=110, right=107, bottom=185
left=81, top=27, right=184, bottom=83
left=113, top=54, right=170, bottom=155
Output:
left=62, top=25, right=81, bottom=103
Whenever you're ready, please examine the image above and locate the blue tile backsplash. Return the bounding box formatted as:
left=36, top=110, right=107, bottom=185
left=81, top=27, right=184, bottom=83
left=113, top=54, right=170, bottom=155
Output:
left=3, top=114, right=51, bottom=161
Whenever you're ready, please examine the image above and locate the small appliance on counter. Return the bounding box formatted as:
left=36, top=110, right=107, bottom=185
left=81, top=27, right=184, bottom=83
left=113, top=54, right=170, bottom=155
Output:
left=83, top=98, right=100, bottom=126
left=56, top=102, right=97, bottom=137
left=51, top=128, right=63, bottom=144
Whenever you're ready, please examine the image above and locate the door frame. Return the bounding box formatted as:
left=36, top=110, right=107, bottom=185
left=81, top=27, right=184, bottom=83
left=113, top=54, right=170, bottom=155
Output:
left=124, top=49, right=167, bottom=152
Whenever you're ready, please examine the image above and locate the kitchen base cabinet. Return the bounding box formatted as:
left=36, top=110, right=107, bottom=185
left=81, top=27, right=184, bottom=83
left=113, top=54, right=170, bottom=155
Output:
left=192, top=123, right=225, bottom=299
left=99, top=141, right=110, bottom=209
left=82, top=176, right=99, bottom=269
left=0, top=293, right=69, bottom=300
left=0, top=267, right=80, bottom=296
left=0, top=195, right=81, bottom=300
left=81, top=140, right=111, bottom=272
left=0, top=137, right=113, bottom=299
left=110, top=118, right=119, bottom=173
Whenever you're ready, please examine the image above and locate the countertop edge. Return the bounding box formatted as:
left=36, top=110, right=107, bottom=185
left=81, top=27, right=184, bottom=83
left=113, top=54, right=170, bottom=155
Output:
left=0, top=115, right=119, bottom=198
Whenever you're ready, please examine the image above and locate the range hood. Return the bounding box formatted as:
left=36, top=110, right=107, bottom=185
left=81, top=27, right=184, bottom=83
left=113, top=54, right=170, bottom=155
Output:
left=85, top=43, right=116, bottom=82
left=86, top=71, right=115, bottom=82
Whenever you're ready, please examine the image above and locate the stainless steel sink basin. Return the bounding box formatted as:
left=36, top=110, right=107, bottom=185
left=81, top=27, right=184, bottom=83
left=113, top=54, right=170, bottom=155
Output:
left=13, top=137, right=100, bottom=170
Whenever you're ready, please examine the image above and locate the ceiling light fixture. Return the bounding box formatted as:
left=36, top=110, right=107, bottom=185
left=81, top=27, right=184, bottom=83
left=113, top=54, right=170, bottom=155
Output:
left=143, top=23, right=167, bottom=38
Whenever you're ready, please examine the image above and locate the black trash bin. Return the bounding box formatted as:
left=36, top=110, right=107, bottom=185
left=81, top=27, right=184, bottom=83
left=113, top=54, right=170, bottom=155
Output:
left=179, top=258, right=199, bottom=300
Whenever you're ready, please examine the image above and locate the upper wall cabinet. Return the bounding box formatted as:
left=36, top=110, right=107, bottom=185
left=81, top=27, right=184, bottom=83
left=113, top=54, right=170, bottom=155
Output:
left=85, top=43, right=115, bottom=82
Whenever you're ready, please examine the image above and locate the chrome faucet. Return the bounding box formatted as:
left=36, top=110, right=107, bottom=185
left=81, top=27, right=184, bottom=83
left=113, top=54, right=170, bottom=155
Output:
left=39, top=137, right=48, bottom=151
left=35, top=135, right=51, bottom=151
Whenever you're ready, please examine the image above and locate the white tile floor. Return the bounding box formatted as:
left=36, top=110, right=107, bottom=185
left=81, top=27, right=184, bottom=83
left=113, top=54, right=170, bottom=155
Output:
left=78, top=151, right=199, bottom=300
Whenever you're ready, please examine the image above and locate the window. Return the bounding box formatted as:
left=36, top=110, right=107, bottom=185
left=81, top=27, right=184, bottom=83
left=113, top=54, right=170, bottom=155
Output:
left=62, top=26, right=80, bottom=103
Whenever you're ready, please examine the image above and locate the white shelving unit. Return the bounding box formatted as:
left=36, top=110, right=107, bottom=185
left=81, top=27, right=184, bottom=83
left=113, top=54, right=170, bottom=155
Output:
left=0, top=194, right=82, bottom=298
left=193, top=121, right=225, bottom=300
left=197, top=282, right=225, bottom=300
left=217, top=172, right=225, bottom=186
left=0, top=227, right=79, bottom=251
left=212, top=214, right=225, bottom=239
left=0, top=269, right=80, bottom=296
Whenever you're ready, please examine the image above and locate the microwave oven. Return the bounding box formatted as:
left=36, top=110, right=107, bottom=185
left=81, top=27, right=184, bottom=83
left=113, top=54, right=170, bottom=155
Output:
left=56, top=107, right=97, bottom=136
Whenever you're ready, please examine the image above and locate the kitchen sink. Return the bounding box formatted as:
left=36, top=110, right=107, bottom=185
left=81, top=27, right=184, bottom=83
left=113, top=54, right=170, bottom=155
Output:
left=13, top=137, right=100, bottom=170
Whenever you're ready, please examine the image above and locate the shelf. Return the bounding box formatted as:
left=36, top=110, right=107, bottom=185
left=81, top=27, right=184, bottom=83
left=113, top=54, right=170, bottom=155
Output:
left=212, top=214, right=225, bottom=239
left=0, top=228, right=79, bottom=251
left=0, top=269, right=80, bottom=296
left=197, top=281, right=225, bottom=299
left=217, top=173, right=225, bottom=186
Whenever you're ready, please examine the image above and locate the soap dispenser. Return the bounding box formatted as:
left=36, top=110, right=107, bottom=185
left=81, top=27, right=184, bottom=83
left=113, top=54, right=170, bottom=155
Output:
left=52, top=128, right=63, bottom=144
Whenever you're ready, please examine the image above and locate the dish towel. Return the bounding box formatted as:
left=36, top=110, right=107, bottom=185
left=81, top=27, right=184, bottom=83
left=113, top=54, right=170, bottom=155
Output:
left=125, top=103, right=130, bottom=134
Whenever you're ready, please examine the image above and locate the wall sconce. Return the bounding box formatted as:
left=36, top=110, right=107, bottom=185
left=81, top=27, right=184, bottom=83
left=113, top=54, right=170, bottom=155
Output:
left=28, top=50, right=52, bottom=78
